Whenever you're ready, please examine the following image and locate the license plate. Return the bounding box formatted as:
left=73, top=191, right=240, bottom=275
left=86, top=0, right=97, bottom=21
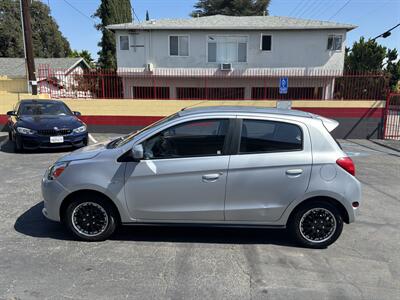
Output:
left=50, top=136, right=64, bottom=143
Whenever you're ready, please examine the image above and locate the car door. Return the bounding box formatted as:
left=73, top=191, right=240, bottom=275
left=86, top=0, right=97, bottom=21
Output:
left=124, top=117, right=233, bottom=221
left=225, top=117, right=312, bottom=222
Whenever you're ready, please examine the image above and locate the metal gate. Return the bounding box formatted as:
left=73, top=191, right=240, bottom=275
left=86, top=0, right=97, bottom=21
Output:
left=383, top=93, right=400, bottom=140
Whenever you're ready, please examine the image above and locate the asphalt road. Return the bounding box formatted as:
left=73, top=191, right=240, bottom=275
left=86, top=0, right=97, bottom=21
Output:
left=0, top=133, right=399, bottom=300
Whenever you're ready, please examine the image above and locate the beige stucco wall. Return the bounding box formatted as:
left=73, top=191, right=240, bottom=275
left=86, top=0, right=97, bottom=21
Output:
left=0, top=93, right=385, bottom=117
left=0, top=78, right=28, bottom=93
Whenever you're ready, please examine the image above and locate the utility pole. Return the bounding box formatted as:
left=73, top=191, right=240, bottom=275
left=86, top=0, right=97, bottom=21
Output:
left=20, top=0, right=37, bottom=95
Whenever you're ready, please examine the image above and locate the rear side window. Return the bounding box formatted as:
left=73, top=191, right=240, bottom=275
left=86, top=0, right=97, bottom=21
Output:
left=239, top=119, right=303, bottom=154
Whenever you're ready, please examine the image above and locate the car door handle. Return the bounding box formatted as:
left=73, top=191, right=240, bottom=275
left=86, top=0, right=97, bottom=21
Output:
left=286, top=169, right=303, bottom=176
left=202, top=173, right=223, bottom=182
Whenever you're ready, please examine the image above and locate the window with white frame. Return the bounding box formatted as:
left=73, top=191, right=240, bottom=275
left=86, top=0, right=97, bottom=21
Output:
left=169, top=36, right=189, bottom=56
left=327, top=35, right=343, bottom=51
left=207, top=36, right=247, bottom=63
left=261, top=35, right=272, bottom=51
left=120, top=36, right=129, bottom=51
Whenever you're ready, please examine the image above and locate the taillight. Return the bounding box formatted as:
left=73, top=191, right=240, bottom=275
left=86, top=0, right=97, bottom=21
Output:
left=336, top=157, right=355, bottom=176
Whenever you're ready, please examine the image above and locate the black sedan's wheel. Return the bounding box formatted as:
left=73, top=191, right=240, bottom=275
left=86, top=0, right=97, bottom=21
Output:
left=14, top=138, right=24, bottom=153
left=289, top=201, right=343, bottom=249
left=65, top=197, right=118, bottom=241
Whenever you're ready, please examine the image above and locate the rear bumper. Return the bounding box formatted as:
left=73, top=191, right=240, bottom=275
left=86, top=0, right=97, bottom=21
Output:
left=16, top=132, right=88, bottom=149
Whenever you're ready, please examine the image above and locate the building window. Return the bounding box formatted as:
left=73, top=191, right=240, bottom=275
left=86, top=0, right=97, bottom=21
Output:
left=327, top=35, right=342, bottom=51
left=177, top=87, right=245, bottom=100
left=131, top=86, right=170, bottom=99
left=120, top=36, right=129, bottom=50
left=207, top=36, right=248, bottom=63
left=169, top=36, right=189, bottom=56
left=261, top=35, right=272, bottom=51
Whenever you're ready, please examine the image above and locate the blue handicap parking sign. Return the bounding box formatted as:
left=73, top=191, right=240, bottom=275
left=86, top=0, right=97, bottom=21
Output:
left=279, top=77, right=288, bottom=94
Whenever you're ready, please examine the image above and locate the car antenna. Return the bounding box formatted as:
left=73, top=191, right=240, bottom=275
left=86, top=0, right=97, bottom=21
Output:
left=181, top=100, right=209, bottom=111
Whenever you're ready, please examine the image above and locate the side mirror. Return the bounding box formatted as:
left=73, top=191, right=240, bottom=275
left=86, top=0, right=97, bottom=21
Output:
left=132, top=144, right=144, bottom=161
left=73, top=111, right=81, bottom=117
left=7, top=111, right=16, bottom=116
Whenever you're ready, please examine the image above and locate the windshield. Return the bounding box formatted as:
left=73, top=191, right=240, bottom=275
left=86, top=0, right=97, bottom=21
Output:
left=109, top=113, right=179, bottom=148
left=18, top=102, right=73, bottom=116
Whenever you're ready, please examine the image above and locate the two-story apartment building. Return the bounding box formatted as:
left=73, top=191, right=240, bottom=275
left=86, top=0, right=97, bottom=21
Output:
left=107, top=15, right=356, bottom=100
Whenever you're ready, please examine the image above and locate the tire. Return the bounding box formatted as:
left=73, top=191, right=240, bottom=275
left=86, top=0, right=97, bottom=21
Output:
left=288, top=201, right=343, bottom=249
left=14, top=138, right=24, bottom=153
left=65, top=196, right=118, bottom=242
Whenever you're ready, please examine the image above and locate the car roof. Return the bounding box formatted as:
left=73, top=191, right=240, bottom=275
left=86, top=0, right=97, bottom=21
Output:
left=178, top=106, right=313, bottom=119
left=19, top=99, right=63, bottom=104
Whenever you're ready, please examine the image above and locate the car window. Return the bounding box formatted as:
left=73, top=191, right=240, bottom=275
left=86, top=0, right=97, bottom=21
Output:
left=18, top=102, right=72, bottom=116
left=240, top=119, right=303, bottom=154
left=142, top=119, right=229, bottom=159
left=113, top=113, right=179, bottom=148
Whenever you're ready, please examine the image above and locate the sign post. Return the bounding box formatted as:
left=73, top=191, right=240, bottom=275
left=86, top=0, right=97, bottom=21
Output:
left=278, top=77, right=291, bottom=109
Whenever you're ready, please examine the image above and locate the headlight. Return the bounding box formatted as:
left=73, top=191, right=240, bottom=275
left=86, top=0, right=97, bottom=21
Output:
left=47, top=162, right=69, bottom=180
left=17, top=127, right=36, bottom=135
left=73, top=125, right=87, bottom=133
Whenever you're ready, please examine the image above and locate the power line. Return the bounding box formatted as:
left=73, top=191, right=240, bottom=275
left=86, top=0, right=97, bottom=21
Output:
left=305, top=0, right=325, bottom=19
left=293, top=1, right=313, bottom=17
left=129, top=0, right=141, bottom=22
left=62, top=0, right=96, bottom=24
left=310, top=0, right=337, bottom=20
left=372, top=23, right=400, bottom=40
left=288, top=0, right=304, bottom=17
left=297, top=0, right=319, bottom=18
left=328, top=0, right=352, bottom=21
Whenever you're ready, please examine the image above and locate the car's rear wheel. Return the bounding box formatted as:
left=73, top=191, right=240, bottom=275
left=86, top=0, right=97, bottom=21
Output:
left=65, top=197, right=118, bottom=241
left=289, top=201, right=343, bottom=249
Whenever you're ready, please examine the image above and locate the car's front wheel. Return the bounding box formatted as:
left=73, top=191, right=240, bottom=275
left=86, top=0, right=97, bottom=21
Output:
left=289, top=201, right=343, bottom=249
left=14, top=137, right=24, bottom=153
left=65, top=197, right=118, bottom=241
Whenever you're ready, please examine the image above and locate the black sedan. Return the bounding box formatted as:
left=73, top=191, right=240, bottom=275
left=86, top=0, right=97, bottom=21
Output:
left=7, top=99, right=88, bottom=152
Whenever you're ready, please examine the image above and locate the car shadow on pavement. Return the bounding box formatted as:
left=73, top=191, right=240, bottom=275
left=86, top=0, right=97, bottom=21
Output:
left=0, top=139, right=73, bottom=154
left=14, top=202, right=74, bottom=241
left=15, top=202, right=300, bottom=247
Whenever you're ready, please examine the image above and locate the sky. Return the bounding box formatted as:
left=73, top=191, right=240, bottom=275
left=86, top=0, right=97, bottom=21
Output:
left=48, top=0, right=400, bottom=60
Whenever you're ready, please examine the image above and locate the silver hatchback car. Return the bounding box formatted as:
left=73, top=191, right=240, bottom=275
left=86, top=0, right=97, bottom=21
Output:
left=42, top=106, right=361, bottom=248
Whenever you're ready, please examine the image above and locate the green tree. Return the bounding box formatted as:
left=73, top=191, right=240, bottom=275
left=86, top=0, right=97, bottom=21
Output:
left=191, top=0, right=270, bottom=17
left=0, top=0, right=71, bottom=58
left=95, top=0, right=132, bottom=69
left=344, top=37, right=387, bottom=72
left=345, top=37, right=400, bottom=91
left=69, top=49, right=96, bottom=68
left=386, top=49, right=400, bottom=91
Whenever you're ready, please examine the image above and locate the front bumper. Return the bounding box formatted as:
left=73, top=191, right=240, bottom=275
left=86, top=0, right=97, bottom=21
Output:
left=41, top=176, right=69, bottom=222
left=16, top=132, right=88, bottom=149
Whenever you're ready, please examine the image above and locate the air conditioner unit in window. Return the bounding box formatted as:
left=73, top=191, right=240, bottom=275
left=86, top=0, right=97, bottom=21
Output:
left=220, top=63, right=232, bottom=71
left=145, top=63, right=154, bottom=72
